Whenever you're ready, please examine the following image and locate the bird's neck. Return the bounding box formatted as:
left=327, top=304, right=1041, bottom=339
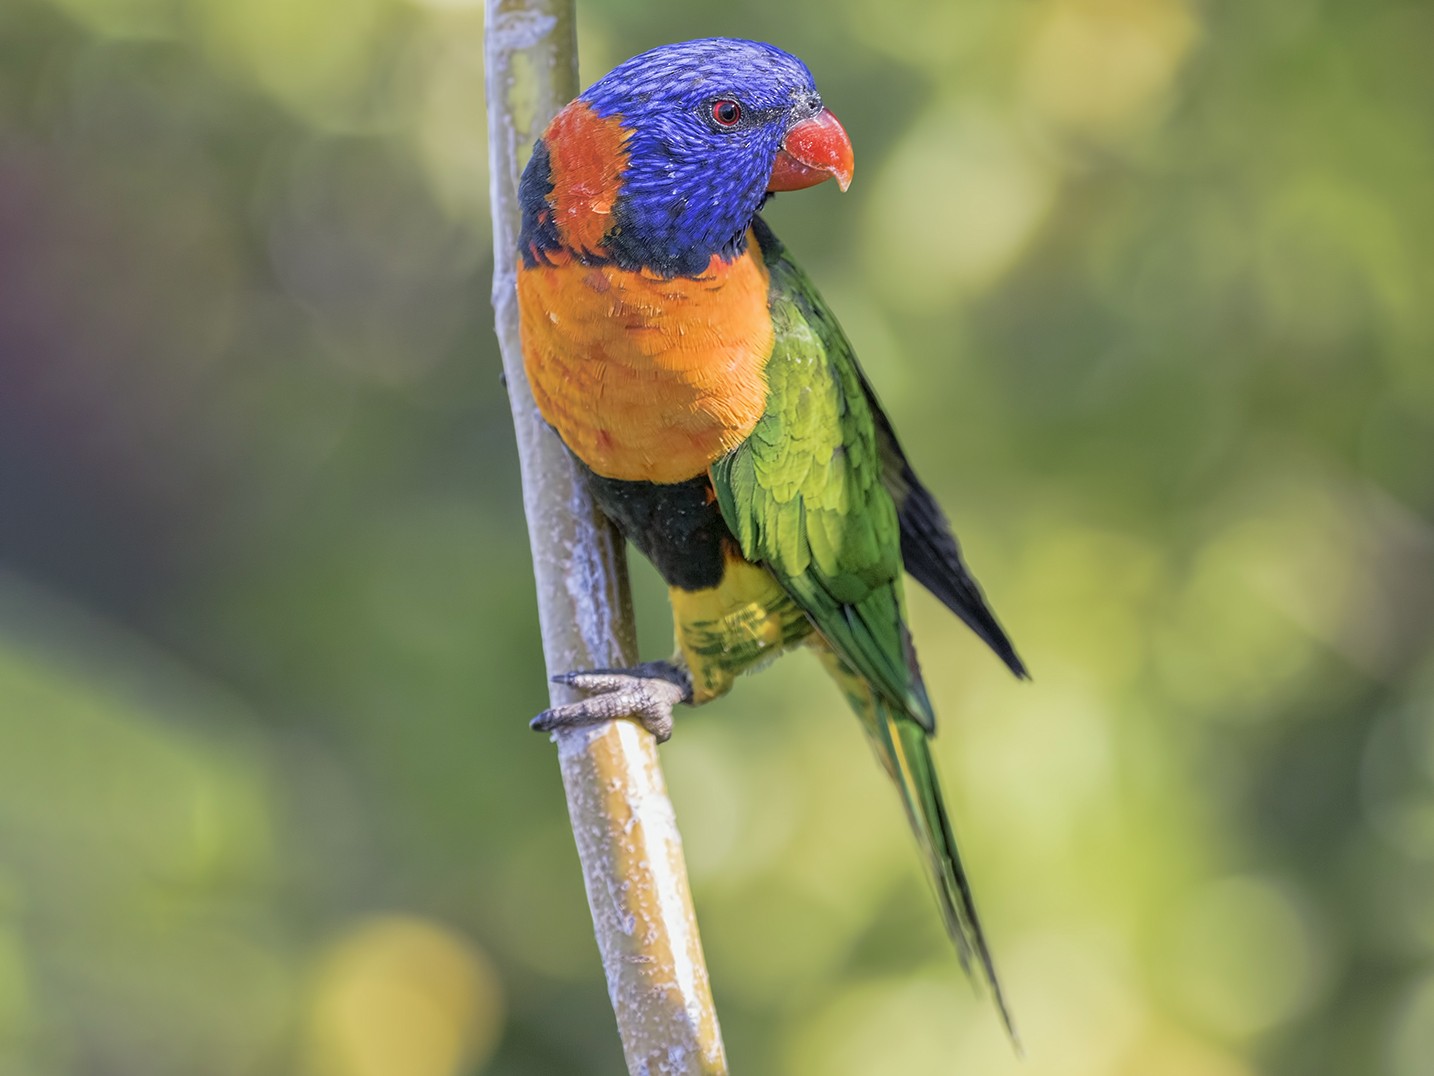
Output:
left=519, top=101, right=767, bottom=279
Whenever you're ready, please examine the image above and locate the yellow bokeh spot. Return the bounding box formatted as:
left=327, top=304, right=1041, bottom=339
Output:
left=1118, top=1019, right=1256, bottom=1076
left=1021, top=0, right=1201, bottom=137
left=303, top=916, right=503, bottom=1076
left=864, top=103, right=1058, bottom=301
left=1163, top=875, right=1332, bottom=1037
left=783, top=975, right=997, bottom=1076
left=192, top=0, right=390, bottom=126
left=404, top=11, right=492, bottom=222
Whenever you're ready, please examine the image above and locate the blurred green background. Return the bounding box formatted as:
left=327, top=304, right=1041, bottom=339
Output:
left=3, top=0, right=1433, bottom=1073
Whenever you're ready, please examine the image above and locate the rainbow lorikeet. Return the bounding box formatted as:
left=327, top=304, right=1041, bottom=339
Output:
left=515, top=38, right=1026, bottom=1029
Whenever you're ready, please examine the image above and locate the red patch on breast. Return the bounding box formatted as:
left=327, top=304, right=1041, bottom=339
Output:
left=543, top=102, right=630, bottom=256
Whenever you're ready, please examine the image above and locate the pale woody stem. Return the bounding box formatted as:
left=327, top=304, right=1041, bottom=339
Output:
left=483, top=3, right=728, bottom=1072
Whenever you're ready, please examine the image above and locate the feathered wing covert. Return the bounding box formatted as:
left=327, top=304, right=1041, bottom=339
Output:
left=711, top=219, right=1017, bottom=1034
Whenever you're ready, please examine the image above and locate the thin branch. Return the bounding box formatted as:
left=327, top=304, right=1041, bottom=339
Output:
left=483, top=4, right=728, bottom=1073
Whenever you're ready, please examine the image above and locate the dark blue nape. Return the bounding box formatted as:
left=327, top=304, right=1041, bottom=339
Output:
left=517, top=140, right=562, bottom=267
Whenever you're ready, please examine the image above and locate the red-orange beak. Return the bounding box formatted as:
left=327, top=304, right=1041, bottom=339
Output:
left=767, top=107, right=854, bottom=193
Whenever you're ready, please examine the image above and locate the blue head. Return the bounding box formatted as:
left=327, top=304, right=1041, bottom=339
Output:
left=567, top=39, right=833, bottom=276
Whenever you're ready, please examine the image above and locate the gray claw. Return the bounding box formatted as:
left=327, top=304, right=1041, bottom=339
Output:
left=531, top=662, right=692, bottom=743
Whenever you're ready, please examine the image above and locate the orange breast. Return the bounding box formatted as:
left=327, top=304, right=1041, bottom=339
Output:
left=517, top=236, right=774, bottom=484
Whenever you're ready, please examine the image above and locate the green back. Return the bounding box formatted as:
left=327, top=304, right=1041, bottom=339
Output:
left=711, top=219, right=933, bottom=731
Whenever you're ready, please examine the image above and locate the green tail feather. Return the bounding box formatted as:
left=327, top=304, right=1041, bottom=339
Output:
left=822, top=650, right=1016, bottom=1040
left=882, top=713, right=1017, bottom=1041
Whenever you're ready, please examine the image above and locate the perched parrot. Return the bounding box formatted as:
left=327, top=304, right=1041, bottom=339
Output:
left=515, top=38, right=1026, bottom=1030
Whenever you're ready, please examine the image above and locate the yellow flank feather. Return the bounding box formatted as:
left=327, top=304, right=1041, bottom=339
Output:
left=668, top=550, right=812, bottom=702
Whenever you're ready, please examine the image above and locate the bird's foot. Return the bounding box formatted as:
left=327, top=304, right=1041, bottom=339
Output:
left=531, top=661, right=693, bottom=744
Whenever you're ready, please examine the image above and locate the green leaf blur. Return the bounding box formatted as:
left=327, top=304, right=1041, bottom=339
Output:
left=2, top=0, right=1431, bottom=1073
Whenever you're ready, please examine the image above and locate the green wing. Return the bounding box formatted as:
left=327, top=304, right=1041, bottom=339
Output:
left=863, top=381, right=1029, bottom=679
left=710, top=216, right=1015, bottom=1036
left=711, top=220, right=932, bottom=730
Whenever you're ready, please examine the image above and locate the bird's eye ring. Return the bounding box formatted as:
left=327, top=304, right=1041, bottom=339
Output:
left=711, top=99, right=742, bottom=127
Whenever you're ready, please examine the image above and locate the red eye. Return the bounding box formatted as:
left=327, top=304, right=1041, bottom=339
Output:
left=711, top=99, right=742, bottom=127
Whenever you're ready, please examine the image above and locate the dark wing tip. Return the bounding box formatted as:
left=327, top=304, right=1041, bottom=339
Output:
left=896, top=476, right=1030, bottom=681
left=991, top=633, right=1031, bottom=682
left=976, top=608, right=1030, bottom=682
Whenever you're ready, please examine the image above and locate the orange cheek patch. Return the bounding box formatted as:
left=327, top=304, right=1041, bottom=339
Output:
left=517, top=236, right=775, bottom=485
left=543, top=103, right=630, bottom=255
